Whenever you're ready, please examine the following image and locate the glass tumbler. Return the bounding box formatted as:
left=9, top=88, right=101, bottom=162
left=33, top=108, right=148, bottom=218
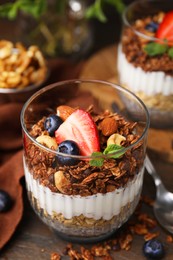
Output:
left=21, top=79, right=149, bottom=243
left=117, top=0, right=173, bottom=128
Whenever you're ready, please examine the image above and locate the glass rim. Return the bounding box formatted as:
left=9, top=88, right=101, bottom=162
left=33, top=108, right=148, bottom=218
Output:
left=122, top=0, right=173, bottom=45
left=20, top=79, right=150, bottom=160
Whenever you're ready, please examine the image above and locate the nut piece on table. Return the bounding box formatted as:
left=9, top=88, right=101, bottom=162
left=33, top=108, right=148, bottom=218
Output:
left=36, top=135, right=58, bottom=150
left=107, top=133, right=126, bottom=146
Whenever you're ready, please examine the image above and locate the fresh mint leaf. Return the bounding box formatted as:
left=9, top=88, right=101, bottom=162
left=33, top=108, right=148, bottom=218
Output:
left=19, top=0, right=47, bottom=19
left=103, top=144, right=125, bottom=158
left=85, top=0, right=107, bottom=22
left=0, top=0, right=46, bottom=20
left=0, top=3, right=16, bottom=19
left=168, top=47, right=173, bottom=59
left=7, top=3, right=19, bottom=19
left=90, top=152, right=104, bottom=167
left=144, top=42, right=168, bottom=56
left=89, top=144, right=125, bottom=167
left=0, top=0, right=125, bottom=22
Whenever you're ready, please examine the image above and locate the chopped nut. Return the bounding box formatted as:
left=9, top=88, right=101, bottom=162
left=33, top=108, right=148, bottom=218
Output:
left=54, top=171, right=71, bottom=193
left=107, top=133, right=126, bottom=146
left=57, top=105, right=76, bottom=121
left=0, top=40, right=47, bottom=89
left=36, top=135, right=58, bottom=150
left=6, top=72, right=21, bottom=87
left=100, top=117, right=118, bottom=136
left=166, top=235, right=173, bottom=243
left=144, top=231, right=160, bottom=241
left=119, top=234, right=133, bottom=250
left=138, top=213, right=157, bottom=229
left=0, top=40, right=13, bottom=59
left=133, top=224, right=148, bottom=235
left=80, top=246, right=94, bottom=260
left=50, top=252, right=61, bottom=260
left=91, top=245, right=111, bottom=256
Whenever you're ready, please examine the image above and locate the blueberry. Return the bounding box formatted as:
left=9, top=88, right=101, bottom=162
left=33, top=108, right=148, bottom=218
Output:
left=44, top=114, right=63, bottom=136
left=143, top=239, right=165, bottom=259
left=145, top=22, right=159, bottom=33
left=56, top=140, right=80, bottom=166
left=0, top=190, right=13, bottom=212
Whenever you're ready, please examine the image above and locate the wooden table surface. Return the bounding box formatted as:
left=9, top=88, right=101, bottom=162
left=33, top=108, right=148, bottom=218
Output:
left=1, top=45, right=173, bottom=260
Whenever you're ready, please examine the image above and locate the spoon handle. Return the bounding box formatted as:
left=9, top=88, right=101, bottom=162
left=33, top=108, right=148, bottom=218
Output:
left=145, top=155, right=162, bottom=187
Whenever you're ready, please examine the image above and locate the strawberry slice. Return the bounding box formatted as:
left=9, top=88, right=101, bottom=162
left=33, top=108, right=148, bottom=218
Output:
left=156, top=11, right=173, bottom=44
left=55, top=109, right=100, bottom=156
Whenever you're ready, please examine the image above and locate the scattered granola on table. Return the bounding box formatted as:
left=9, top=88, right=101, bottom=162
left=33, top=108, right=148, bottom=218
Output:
left=49, top=196, right=168, bottom=260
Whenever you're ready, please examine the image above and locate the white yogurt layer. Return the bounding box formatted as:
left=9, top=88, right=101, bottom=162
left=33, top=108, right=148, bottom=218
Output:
left=117, top=45, right=173, bottom=96
left=24, top=159, right=144, bottom=221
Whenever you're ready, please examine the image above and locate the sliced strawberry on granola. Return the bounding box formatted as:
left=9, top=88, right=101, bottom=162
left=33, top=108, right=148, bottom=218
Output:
left=156, top=11, right=173, bottom=45
left=55, top=109, right=100, bottom=156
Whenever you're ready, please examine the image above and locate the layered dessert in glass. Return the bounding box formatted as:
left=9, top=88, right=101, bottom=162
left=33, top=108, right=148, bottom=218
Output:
left=21, top=79, right=149, bottom=242
left=117, top=0, right=173, bottom=127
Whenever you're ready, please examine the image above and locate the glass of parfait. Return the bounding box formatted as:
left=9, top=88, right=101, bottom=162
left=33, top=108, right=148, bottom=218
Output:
left=21, top=79, right=149, bottom=243
left=117, top=0, right=173, bottom=128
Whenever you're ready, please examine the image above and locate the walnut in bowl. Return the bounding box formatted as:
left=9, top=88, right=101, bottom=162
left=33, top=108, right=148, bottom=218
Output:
left=0, top=40, right=49, bottom=103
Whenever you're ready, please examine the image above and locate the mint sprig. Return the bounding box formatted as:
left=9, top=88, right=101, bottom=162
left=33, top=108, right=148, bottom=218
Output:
left=0, top=0, right=125, bottom=22
left=90, top=152, right=104, bottom=167
left=144, top=42, right=168, bottom=56
left=168, top=47, right=173, bottom=58
left=144, top=42, right=173, bottom=58
left=90, top=144, right=125, bottom=167
left=85, top=0, right=106, bottom=23
left=103, top=144, right=125, bottom=158
left=0, top=0, right=47, bottom=20
left=85, top=0, right=125, bottom=22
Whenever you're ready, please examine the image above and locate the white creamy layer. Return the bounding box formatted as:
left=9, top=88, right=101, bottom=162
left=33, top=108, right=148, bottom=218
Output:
left=117, top=45, right=173, bottom=96
left=24, top=160, right=144, bottom=221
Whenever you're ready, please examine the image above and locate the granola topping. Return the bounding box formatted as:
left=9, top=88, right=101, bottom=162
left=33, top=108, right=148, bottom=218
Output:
left=21, top=91, right=150, bottom=245
left=122, top=12, right=173, bottom=74
left=24, top=106, right=144, bottom=196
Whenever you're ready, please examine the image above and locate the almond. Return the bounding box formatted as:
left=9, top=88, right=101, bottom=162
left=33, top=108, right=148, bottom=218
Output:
left=100, top=117, right=118, bottom=136
left=56, top=105, right=75, bottom=121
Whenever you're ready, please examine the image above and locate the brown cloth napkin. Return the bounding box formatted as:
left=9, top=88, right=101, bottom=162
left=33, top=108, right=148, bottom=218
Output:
left=0, top=58, right=83, bottom=250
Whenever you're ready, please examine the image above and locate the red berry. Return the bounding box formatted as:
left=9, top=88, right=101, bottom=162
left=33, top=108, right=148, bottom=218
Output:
left=156, top=11, right=173, bottom=45
left=55, top=109, right=100, bottom=156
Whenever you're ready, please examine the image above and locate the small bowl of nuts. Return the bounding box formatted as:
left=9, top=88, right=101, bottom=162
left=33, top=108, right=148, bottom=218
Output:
left=0, top=40, right=49, bottom=103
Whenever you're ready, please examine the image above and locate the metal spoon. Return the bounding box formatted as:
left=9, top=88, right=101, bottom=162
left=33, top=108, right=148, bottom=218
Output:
left=145, top=155, right=173, bottom=234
